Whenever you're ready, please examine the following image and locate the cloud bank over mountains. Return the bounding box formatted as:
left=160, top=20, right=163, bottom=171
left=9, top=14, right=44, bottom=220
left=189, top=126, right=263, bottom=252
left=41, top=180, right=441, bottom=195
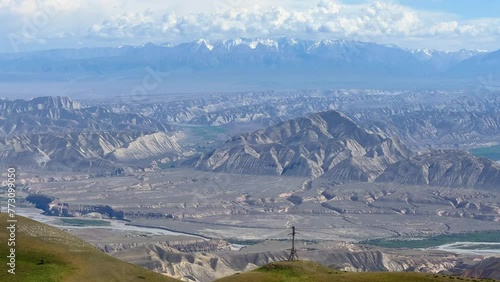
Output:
left=1, top=0, right=500, bottom=52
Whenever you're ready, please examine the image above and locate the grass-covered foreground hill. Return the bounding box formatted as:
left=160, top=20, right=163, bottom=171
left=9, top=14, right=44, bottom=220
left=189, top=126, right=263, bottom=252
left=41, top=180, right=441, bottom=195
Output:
left=0, top=213, right=179, bottom=282
left=215, top=261, right=495, bottom=282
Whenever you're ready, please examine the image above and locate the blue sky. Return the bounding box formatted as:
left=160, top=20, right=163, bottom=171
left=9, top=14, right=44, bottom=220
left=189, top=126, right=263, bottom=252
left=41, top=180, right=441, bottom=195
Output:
left=341, top=0, right=500, bottom=19
left=398, top=0, right=500, bottom=19
left=1, top=0, right=499, bottom=53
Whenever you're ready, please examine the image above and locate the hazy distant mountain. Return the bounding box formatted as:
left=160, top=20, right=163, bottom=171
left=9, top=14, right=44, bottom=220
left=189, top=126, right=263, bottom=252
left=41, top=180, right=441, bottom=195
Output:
left=448, top=49, right=500, bottom=77
left=410, top=48, right=487, bottom=71
left=0, top=96, right=81, bottom=114
left=0, top=38, right=495, bottom=90
left=0, top=96, right=172, bottom=136
left=0, top=38, right=483, bottom=68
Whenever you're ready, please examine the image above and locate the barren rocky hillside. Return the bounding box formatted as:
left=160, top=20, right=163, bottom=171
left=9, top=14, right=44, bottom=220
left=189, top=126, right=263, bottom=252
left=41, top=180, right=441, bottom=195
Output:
left=0, top=96, right=189, bottom=172
left=194, top=110, right=500, bottom=190
left=194, top=110, right=411, bottom=181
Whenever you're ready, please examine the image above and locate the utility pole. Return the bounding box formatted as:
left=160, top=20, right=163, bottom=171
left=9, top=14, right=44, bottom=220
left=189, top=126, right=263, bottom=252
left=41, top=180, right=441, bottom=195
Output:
left=288, top=226, right=299, bottom=261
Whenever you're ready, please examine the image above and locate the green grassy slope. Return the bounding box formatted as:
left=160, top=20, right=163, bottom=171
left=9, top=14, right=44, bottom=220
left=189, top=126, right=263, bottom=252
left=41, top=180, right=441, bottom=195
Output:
left=0, top=213, right=179, bottom=282
left=215, top=261, right=493, bottom=282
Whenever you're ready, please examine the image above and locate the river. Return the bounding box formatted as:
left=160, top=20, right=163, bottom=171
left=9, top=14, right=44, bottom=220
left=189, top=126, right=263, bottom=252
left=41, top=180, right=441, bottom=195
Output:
left=17, top=207, right=208, bottom=240
left=433, top=242, right=500, bottom=255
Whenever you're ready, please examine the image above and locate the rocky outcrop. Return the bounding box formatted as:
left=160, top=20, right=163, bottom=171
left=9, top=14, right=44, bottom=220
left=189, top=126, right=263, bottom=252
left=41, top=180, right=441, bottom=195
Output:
left=112, top=242, right=464, bottom=282
left=194, top=110, right=411, bottom=182
left=358, top=108, right=500, bottom=149
left=122, top=90, right=499, bottom=149
left=377, top=150, right=500, bottom=190
left=0, top=96, right=173, bottom=136
left=193, top=110, right=500, bottom=190
left=0, top=131, right=186, bottom=171
left=0, top=96, right=80, bottom=116
left=461, top=257, right=500, bottom=280
left=99, top=239, right=232, bottom=253
left=25, top=195, right=125, bottom=219
left=0, top=96, right=190, bottom=172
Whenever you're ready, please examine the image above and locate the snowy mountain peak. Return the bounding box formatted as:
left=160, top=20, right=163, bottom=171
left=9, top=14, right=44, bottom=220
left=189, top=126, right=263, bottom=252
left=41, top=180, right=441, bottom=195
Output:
left=195, top=39, right=214, bottom=51
left=409, top=47, right=486, bottom=63
left=412, top=48, right=434, bottom=57
left=160, top=42, right=174, bottom=48
left=250, top=38, right=279, bottom=50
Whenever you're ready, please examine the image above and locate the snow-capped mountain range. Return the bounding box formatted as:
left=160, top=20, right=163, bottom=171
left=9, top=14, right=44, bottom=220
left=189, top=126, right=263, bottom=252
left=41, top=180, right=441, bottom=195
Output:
left=1, top=37, right=488, bottom=64
left=0, top=38, right=498, bottom=91
left=144, top=38, right=488, bottom=60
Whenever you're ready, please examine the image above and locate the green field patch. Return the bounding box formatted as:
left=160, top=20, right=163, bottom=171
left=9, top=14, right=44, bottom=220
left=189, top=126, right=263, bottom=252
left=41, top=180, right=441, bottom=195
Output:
left=59, top=218, right=111, bottom=227
left=187, top=125, right=228, bottom=138
left=360, top=231, right=500, bottom=249
left=469, top=145, right=500, bottom=161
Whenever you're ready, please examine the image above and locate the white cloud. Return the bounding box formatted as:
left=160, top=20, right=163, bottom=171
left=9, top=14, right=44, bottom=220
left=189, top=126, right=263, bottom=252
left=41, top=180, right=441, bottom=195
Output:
left=1, top=0, right=499, bottom=51
left=89, top=11, right=156, bottom=38
left=429, top=21, right=459, bottom=35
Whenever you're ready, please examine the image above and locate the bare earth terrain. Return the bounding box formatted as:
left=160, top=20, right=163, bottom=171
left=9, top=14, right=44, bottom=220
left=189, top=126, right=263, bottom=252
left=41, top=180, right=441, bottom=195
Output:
left=21, top=169, right=499, bottom=241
